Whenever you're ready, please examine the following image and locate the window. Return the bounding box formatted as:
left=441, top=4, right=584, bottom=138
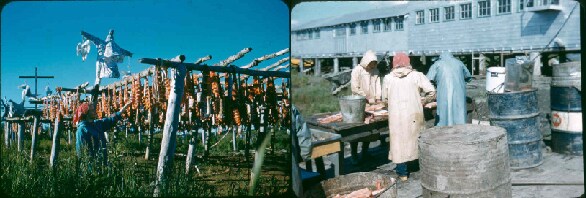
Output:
left=349, top=23, right=357, bottom=35
left=373, top=19, right=381, bottom=33
left=527, top=0, right=534, bottom=7
left=314, top=28, right=320, bottom=39
left=395, top=16, right=404, bottom=30
left=430, top=8, right=440, bottom=23
left=416, top=10, right=425, bottom=24
left=519, top=0, right=524, bottom=11
left=384, top=18, right=392, bottom=31
left=361, top=21, right=369, bottom=34
left=460, top=3, right=472, bottom=19
left=498, top=0, right=511, bottom=14
left=308, top=29, right=313, bottom=39
left=478, top=0, right=491, bottom=17
left=335, top=25, right=346, bottom=37
left=444, top=6, right=455, bottom=21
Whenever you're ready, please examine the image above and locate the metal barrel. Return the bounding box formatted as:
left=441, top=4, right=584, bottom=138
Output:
left=551, top=61, right=582, bottom=155
left=419, top=125, right=511, bottom=198
left=306, top=172, right=398, bottom=198
left=487, top=89, right=543, bottom=169
left=551, top=111, right=583, bottom=155
left=339, top=95, right=366, bottom=123
left=550, top=86, right=581, bottom=112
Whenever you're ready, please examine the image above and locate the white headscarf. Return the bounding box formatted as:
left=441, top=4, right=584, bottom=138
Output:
left=359, top=50, right=378, bottom=68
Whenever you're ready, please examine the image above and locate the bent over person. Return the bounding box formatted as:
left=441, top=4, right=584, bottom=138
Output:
left=350, top=50, right=382, bottom=161
left=351, top=50, right=382, bottom=104
left=382, top=52, right=435, bottom=181
left=75, top=100, right=130, bottom=165
left=426, top=52, right=472, bottom=126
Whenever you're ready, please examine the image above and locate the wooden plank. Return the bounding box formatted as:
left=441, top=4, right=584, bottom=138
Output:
left=311, top=141, right=341, bottom=159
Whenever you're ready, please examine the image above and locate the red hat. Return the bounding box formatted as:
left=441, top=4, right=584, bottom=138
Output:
left=393, top=52, right=411, bottom=68
left=73, top=103, right=90, bottom=124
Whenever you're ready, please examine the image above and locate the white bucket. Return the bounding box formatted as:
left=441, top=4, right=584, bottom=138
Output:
left=486, top=67, right=506, bottom=93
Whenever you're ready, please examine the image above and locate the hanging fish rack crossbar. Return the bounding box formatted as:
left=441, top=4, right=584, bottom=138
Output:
left=35, top=48, right=290, bottom=157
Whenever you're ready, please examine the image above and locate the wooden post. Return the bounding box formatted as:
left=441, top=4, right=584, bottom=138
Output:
left=154, top=55, right=186, bottom=197
left=314, top=58, right=321, bottom=76
left=30, top=116, right=39, bottom=162
left=232, top=126, right=237, bottom=151
left=333, top=58, right=340, bottom=74
left=4, top=121, right=10, bottom=148
left=17, top=121, right=24, bottom=152
left=67, top=127, right=71, bottom=145
left=137, top=108, right=141, bottom=143
left=352, top=57, right=358, bottom=68
left=50, top=116, right=61, bottom=169
left=185, top=121, right=196, bottom=174
left=299, top=58, right=304, bottom=74
left=145, top=109, right=153, bottom=160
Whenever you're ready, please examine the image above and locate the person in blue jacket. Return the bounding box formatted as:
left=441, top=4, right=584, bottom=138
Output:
left=426, top=52, right=472, bottom=126
left=75, top=100, right=130, bottom=165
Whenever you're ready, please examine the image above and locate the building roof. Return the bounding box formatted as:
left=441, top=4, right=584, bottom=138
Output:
left=292, top=4, right=414, bottom=31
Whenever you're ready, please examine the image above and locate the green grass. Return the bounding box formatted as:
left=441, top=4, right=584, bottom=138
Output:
left=1, top=125, right=290, bottom=197
left=291, top=70, right=351, bottom=117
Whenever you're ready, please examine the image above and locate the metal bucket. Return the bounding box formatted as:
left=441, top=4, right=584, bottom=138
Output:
left=504, top=61, right=533, bottom=92
left=306, top=172, right=397, bottom=198
left=487, top=89, right=543, bottom=169
left=339, top=95, right=366, bottom=123
left=420, top=125, right=512, bottom=198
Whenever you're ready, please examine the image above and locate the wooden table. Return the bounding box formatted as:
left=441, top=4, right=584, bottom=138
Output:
left=306, top=129, right=343, bottom=177
left=306, top=112, right=389, bottom=170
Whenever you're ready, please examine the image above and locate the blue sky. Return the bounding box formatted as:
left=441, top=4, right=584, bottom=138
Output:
left=291, top=1, right=407, bottom=28
left=1, top=0, right=289, bottom=107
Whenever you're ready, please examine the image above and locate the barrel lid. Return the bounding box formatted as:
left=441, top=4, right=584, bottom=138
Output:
left=420, top=124, right=506, bottom=145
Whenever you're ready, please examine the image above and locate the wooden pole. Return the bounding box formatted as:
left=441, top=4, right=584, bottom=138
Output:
left=17, top=121, right=24, bottom=152
left=242, top=48, right=289, bottom=69
left=214, top=48, right=252, bottom=67
left=67, top=127, right=71, bottom=145
left=4, top=121, right=10, bottom=148
left=145, top=109, right=153, bottom=160
left=154, top=55, right=186, bottom=197
left=194, top=55, right=212, bottom=65
left=50, top=116, right=61, bottom=169
left=30, top=116, right=39, bottom=162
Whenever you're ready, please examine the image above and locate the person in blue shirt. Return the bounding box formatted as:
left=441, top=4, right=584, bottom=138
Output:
left=75, top=100, right=130, bottom=165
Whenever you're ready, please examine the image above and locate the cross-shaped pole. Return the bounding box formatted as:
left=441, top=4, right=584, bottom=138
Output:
left=19, top=66, right=54, bottom=110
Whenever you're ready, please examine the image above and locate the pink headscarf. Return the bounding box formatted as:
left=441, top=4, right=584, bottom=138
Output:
left=73, top=103, right=90, bottom=125
left=392, top=52, right=411, bottom=68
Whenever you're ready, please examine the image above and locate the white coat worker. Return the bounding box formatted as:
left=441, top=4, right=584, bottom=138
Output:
left=349, top=50, right=382, bottom=162
left=351, top=50, right=382, bottom=103
left=426, top=52, right=472, bottom=126
left=382, top=52, right=436, bottom=181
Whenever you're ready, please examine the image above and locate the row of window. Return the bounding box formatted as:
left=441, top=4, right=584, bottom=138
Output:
left=295, top=16, right=405, bottom=40
left=295, top=0, right=561, bottom=40
left=296, top=28, right=320, bottom=40
left=415, top=0, right=559, bottom=25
